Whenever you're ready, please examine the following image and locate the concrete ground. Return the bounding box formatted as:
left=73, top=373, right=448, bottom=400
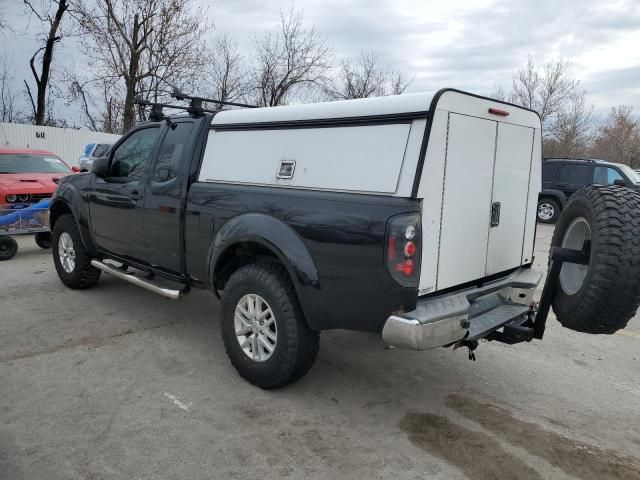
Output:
left=1, top=224, right=639, bottom=480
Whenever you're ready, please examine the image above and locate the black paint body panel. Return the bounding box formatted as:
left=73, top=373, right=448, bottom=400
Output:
left=187, top=183, right=421, bottom=332
left=51, top=112, right=422, bottom=333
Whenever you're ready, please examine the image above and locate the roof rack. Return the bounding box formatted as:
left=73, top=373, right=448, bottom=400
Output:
left=133, top=89, right=257, bottom=121
left=172, top=89, right=257, bottom=110
left=543, top=156, right=604, bottom=163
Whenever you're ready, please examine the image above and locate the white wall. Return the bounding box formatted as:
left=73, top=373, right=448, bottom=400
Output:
left=0, top=123, right=120, bottom=166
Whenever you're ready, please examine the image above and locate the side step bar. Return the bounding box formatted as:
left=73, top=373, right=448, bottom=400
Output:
left=91, top=260, right=185, bottom=300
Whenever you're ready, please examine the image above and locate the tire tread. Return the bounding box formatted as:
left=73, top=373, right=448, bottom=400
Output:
left=53, top=214, right=101, bottom=289
left=552, top=186, right=640, bottom=334
left=220, top=261, right=319, bottom=389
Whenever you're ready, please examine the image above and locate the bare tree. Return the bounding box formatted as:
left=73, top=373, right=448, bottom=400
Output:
left=203, top=34, right=250, bottom=110
left=0, top=4, right=14, bottom=35
left=544, top=91, right=594, bottom=157
left=1, top=53, right=20, bottom=122
left=506, top=56, right=580, bottom=134
left=23, top=0, right=69, bottom=125
left=252, top=9, right=331, bottom=107
left=591, top=106, right=640, bottom=167
left=325, top=51, right=410, bottom=100
left=74, top=0, right=209, bottom=133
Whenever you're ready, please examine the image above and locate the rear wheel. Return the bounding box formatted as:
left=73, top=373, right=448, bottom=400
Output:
left=0, top=236, right=18, bottom=260
left=537, top=198, right=560, bottom=223
left=551, top=186, right=640, bottom=334
left=220, top=262, right=320, bottom=389
left=52, top=214, right=101, bottom=289
left=35, top=231, right=52, bottom=249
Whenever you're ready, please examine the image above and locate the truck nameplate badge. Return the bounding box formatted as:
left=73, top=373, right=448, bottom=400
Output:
left=277, top=160, right=296, bottom=179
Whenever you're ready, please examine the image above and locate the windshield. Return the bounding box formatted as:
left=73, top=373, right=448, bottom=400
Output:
left=617, top=164, right=640, bottom=184
left=0, top=153, right=71, bottom=174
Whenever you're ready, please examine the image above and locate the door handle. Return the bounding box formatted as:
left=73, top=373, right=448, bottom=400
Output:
left=490, top=202, right=501, bottom=227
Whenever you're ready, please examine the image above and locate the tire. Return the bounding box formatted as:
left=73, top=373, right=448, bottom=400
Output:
left=220, top=262, right=320, bottom=389
left=551, top=185, right=640, bottom=334
left=537, top=197, right=561, bottom=223
left=34, top=231, right=52, bottom=249
left=0, top=236, right=18, bottom=260
left=52, top=214, right=101, bottom=289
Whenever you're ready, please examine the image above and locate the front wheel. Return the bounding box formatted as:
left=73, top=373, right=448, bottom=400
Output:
left=220, top=262, right=320, bottom=389
left=537, top=198, right=560, bottom=223
left=52, top=214, right=101, bottom=289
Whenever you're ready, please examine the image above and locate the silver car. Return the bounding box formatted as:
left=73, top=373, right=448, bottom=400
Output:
left=78, top=143, right=111, bottom=172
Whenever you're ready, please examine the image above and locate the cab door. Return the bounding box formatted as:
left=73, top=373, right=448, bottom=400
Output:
left=89, top=125, right=161, bottom=261
left=143, top=120, right=195, bottom=274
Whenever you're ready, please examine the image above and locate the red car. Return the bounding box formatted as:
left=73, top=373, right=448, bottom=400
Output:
left=0, top=148, right=79, bottom=207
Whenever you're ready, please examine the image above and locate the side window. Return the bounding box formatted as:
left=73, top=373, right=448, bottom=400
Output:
left=594, top=166, right=624, bottom=185
left=543, top=163, right=558, bottom=182
left=92, top=144, right=109, bottom=158
left=557, top=164, right=590, bottom=184
left=109, top=127, right=160, bottom=180
left=151, top=122, right=194, bottom=183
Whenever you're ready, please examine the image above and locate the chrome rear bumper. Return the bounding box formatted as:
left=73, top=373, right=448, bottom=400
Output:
left=381, top=268, right=542, bottom=350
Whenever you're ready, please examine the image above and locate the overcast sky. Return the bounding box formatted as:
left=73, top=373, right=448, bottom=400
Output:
left=1, top=0, right=639, bottom=119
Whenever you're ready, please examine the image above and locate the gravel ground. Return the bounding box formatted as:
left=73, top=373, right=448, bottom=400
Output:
left=1, top=224, right=639, bottom=480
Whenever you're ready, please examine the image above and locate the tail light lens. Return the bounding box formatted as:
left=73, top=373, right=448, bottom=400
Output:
left=386, top=213, right=421, bottom=287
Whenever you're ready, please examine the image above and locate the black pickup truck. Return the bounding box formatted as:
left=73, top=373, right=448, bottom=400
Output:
left=50, top=90, right=640, bottom=388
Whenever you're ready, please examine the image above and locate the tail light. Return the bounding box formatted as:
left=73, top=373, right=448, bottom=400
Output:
left=386, top=213, right=421, bottom=287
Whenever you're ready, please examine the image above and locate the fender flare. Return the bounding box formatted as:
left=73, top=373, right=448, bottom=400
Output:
left=209, top=212, right=321, bottom=296
left=539, top=189, right=567, bottom=208
left=50, top=184, right=98, bottom=255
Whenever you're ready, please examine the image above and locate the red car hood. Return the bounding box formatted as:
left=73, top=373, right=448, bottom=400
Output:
left=0, top=172, right=70, bottom=194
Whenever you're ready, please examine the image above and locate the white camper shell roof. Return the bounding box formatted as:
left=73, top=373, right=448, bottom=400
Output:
left=211, top=92, right=431, bottom=126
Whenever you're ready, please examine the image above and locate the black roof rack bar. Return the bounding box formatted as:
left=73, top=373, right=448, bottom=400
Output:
left=172, top=89, right=258, bottom=109
left=133, top=95, right=217, bottom=119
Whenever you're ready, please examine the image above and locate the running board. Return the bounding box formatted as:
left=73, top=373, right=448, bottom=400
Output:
left=91, top=260, right=184, bottom=300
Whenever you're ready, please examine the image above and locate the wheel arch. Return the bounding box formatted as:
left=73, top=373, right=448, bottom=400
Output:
left=209, top=213, right=321, bottom=325
left=49, top=190, right=97, bottom=255
left=539, top=189, right=567, bottom=208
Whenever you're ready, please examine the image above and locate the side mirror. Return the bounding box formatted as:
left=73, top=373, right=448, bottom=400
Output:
left=614, top=179, right=627, bottom=187
left=71, top=165, right=81, bottom=173
left=91, top=156, right=110, bottom=177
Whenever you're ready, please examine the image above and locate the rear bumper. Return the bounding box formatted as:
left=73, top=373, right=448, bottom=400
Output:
left=381, top=267, right=542, bottom=350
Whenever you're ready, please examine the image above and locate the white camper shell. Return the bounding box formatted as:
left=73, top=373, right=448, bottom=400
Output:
left=200, top=89, right=542, bottom=298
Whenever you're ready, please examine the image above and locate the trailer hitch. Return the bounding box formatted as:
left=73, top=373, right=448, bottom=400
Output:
left=453, top=243, right=590, bottom=357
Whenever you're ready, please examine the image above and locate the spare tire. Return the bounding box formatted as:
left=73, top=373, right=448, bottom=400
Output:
left=551, top=185, right=640, bottom=334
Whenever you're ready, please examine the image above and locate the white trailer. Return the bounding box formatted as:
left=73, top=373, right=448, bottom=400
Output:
left=0, top=123, right=120, bottom=166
